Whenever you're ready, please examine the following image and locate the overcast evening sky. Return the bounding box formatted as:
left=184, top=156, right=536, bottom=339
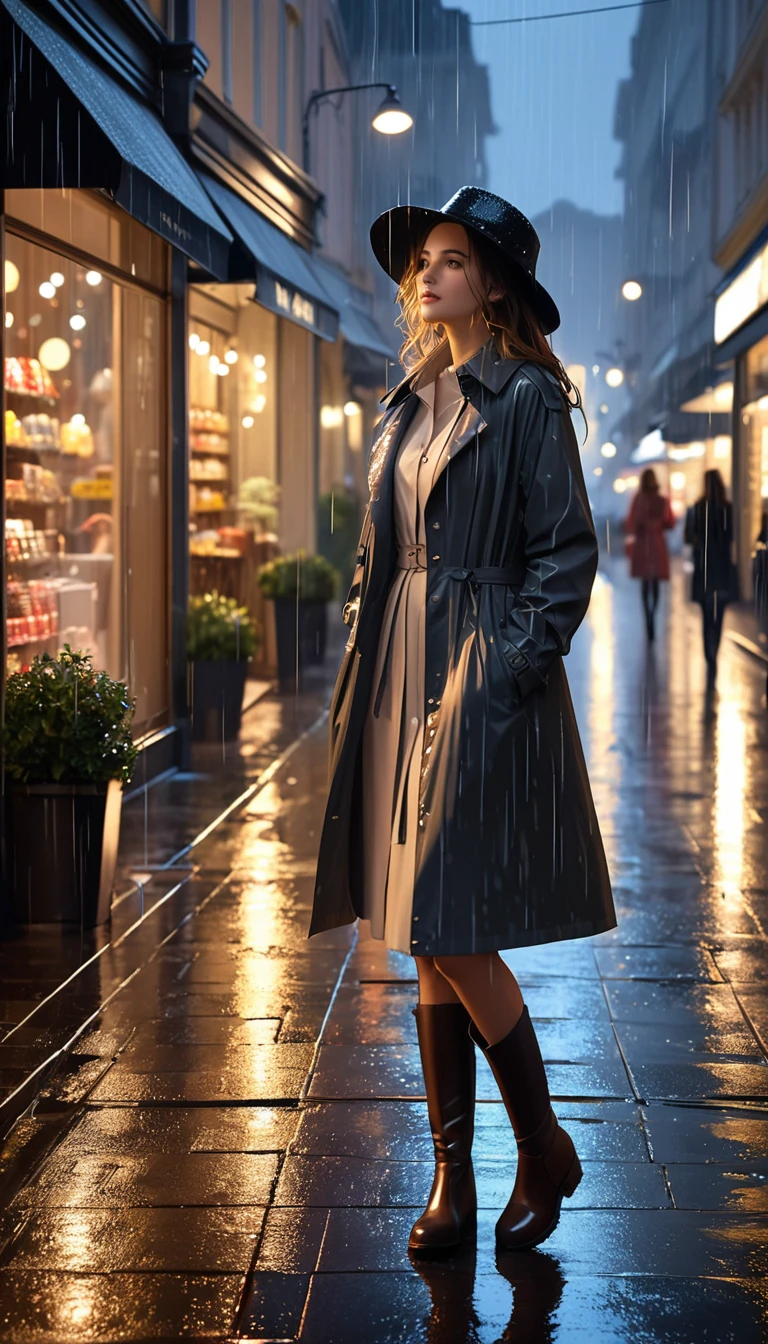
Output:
left=461, top=0, right=639, bottom=221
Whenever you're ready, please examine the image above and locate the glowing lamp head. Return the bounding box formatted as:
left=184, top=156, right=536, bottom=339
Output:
left=622, top=280, right=642, bottom=302
left=605, top=367, right=624, bottom=388
left=371, top=88, right=413, bottom=135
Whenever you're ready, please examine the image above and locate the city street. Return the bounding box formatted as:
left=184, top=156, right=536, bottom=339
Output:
left=1, top=559, right=768, bottom=1342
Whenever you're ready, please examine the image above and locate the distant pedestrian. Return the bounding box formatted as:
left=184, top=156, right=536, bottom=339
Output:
left=623, top=468, right=675, bottom=641
left=311, top=187, right=615, bottom=1259
left=684, top=469, right=736, bottom=682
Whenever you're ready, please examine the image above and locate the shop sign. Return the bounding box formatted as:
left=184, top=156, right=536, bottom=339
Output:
left=715, top=240, right=768, bottom=344
left=275, top=282, right=316, bottom=330
left=71, top=479, right=113, bottom=500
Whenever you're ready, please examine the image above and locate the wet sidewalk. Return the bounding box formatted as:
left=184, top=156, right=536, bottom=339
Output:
left=2, top=560, right=768, bottom=1342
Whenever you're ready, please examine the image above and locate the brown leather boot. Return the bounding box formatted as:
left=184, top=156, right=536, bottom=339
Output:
left=409, top=1002, right=477, bottom=1254
left=470, top=1007, right=582, bottom=1251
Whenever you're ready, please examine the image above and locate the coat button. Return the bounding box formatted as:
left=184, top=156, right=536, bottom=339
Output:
left=432, top=522, right=440, bottom=529
left=432, top=555, right=440, bottom=562
left=431, top=594, right=440, bottom=604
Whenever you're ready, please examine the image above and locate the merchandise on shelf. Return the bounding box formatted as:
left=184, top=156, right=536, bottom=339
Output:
left=4, top=356, right=59, bottom=399
left=22, top=413, right=61, bottom=451
left=5, top=465, right=61, bottom=505
left=191, top=485, right=227, bottom=512
left=6, top=578, right=59, bottom=647
left=61, top=416, right=95, bottom=457
left=5, top=518, right=55, bottom=562
left=190, top=407, right=229, bottom=433
left=5, top=410, right=28, bottom=446
left=190, top=456, right=229, bottom=482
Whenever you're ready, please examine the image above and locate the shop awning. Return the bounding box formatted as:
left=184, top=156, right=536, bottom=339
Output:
left=0, top=0, right=233, bottom=274
left=311, top=257, right=398, bottom=361
left=200, top=174, right=339, bottom=342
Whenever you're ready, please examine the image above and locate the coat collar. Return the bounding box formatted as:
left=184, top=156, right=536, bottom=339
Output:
left=380, top=339, right=524, bottom=410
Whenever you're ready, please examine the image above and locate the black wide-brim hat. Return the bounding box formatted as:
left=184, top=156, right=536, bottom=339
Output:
left=370, top=186, right=560, bottom=336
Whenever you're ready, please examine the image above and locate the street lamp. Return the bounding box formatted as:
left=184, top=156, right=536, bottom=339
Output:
left=303, top=83, right=414, bottom=173
left=622, top=280, right=642, bottom=301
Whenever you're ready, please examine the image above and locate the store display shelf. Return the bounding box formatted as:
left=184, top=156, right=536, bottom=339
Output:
left=5, top=389, right=58, bottom=405
left=5, top=498, right=67, bottom=513
left=7, top=631, right=60, bottom=653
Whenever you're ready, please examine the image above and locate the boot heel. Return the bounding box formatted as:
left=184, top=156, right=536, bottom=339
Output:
left=561, top=1152, right=582, bottom=1198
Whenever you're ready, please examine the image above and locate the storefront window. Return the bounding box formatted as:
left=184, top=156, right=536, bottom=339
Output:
left=4, top=215, right=168, bottom=732
left=739, top=335, right=768, bottom=596
left=188, top=284, right=279, bottom=669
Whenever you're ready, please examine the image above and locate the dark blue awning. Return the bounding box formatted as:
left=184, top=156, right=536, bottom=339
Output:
left=200, top=174, right=339, bottom=342
left=1, top=0, right=233, bottom=274
left=311, top=256, right=397, bottom=361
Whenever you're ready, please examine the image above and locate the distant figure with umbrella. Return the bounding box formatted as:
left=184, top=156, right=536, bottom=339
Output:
left=624, top=467, right=675, bottom=640
left=684, top=469, right=737, bottom=684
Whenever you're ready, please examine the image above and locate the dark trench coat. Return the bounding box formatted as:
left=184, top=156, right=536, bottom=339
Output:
left=310, top=341, right=615, bottom=955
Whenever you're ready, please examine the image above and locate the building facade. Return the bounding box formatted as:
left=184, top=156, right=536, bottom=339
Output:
left=0, top=0, right=399, bottom=810
left=711, top=0, right=768, bottom=595
left=611, top=0, right=729, bottom=527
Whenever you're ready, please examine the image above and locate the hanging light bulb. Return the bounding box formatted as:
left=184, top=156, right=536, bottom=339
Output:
left=4, top=260, right=20, bottom=293
left=39, top=281, right=56, bottom=300
left=189, top=333, right=200, bottom=350
left=253, top=354, right=266, bottom=368
left=197, top=340, right=210, bottom=356
left=254, top=369, right=267, bottom=384
left=224, top=349, right=238, bottom=364
left=85, top=270, right=103, bottom=286
left=208, top=353, right=220, bottom=373
left=69, top=314, right=86, bottom=331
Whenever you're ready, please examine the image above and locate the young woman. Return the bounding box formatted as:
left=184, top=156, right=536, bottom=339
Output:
left=684, top=469, right=736, bottom=682
left=623, top=468, right=675, bottom=641
left=310, top=187, right=615, bottom=1255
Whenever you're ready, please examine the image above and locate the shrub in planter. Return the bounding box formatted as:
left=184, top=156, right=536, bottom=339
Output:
left=3, top=646, right=137, bottom=926
left=257, top=552, right=339, bottom=686
left=237, top=476, right=280, bottom=537
left=187, top=591, right=258, bottom=742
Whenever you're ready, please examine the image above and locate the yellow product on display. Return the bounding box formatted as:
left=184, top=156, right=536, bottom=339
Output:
left=4, top=410, right=27, bottom=446
left=71, top=477, right=113, bottom=500
left=61, top=417, right=95, bottom=457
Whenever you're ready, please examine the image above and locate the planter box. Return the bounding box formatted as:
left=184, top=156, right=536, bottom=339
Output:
left=272, top=599, right=328, bottom=690
left=8, top=779, right=123, bottom=926
left=190, top=659, right=249, bottom=741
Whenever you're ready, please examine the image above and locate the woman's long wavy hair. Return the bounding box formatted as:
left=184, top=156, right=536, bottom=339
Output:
left=396, top=225, right=583, bottom=419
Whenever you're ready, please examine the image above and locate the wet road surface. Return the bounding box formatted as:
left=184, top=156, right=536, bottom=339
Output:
left=2, top=560, right=768, bottom=1341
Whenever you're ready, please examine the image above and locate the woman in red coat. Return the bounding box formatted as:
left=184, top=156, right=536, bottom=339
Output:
left=625, top=468, right=675, bottom=640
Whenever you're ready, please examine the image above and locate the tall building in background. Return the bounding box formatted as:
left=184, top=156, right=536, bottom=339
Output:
left=335, top=0, right=495, bottom=340
left=612, top=0, right=727, bottom=522
left=532, top=201, right=626, bottom=519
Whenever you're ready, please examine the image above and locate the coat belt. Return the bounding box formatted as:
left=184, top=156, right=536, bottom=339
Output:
left=372, top=558, right=527, bottom=718
left=443, top=564, right=526, bottom=586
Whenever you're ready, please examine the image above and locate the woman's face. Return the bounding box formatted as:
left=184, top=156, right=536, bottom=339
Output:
left=417, top=222, right=501, bottom=328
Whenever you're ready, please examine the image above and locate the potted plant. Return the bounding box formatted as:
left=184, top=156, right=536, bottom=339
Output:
left=187, top=591, right=258, bottom=741
left=3, top=646, right=137, bottom=927
left=237, top=476, right=280, bottom=539
left=257, top=551, right=339, bottom=688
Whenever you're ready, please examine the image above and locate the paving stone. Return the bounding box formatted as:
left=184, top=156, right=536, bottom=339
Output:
left=53, top=1106, right=298, bottom=1159
left=0, top=1270, right=243, bottom=1341
left=642, top=1104, right=768, bottom=1163
left=237, top=1271, right=310, bottom=1338
left=594, top=946, right=724, bottom=982
left=11, top=1153, right=278, bottom=1209
left=0, top=1206, right=264, bottom=1272
left=632, top=1062, right=768, bottom=1102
